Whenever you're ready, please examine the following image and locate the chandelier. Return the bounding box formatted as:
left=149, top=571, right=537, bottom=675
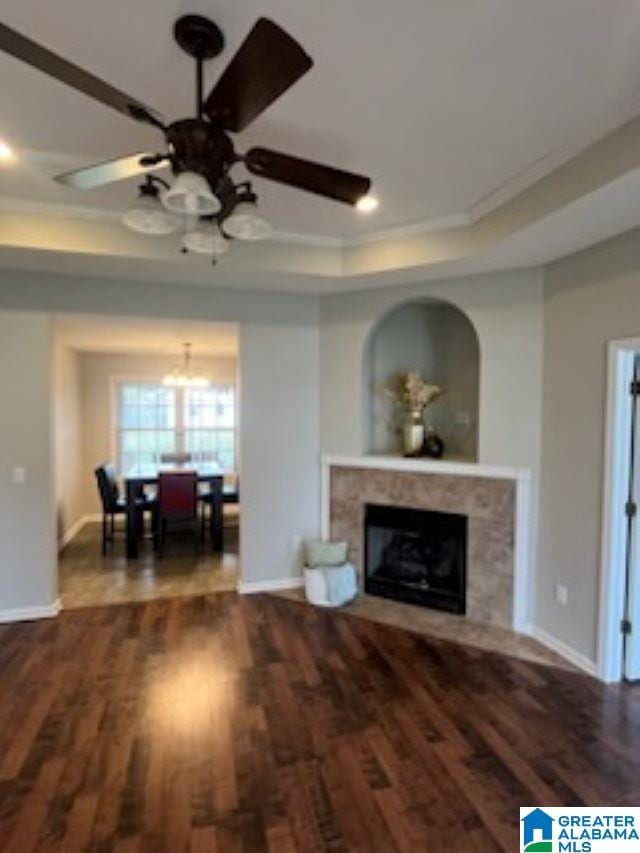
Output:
left=162, top=343, right=211, bottom=388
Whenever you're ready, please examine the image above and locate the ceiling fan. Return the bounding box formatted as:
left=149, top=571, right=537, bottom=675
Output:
left=0, top=15, right=372, bottom=257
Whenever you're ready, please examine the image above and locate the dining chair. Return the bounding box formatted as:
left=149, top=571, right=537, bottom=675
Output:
left=160, top=452, right=192, bottom=465
left=197, top=475, right=225, bottom=548
left=198, top=472, right=238, bottom=545
left=156, top=470, right=199, bottom=554
left=223, top=473, right=240, bottom=505
left=199, top=472, right=239, bottom=504
left=95, top=463, right=155, bottom=555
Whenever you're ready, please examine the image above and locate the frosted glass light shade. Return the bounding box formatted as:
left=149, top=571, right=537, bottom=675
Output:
left=122, top=194, right=178, bottom=235
left=182, top=224, right=230, bottom=255
left=162, top=171, right=220, bottom=216
left=223, top=200, right=272, bottom=240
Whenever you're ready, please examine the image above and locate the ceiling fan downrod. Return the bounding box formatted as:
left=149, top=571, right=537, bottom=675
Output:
left=173, top=15, right=225, bottom=121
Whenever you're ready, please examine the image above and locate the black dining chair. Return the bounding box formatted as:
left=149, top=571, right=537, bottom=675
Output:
left=94, top=463, right=155, bottom=555
left=198, top=475, right=236, bottom=549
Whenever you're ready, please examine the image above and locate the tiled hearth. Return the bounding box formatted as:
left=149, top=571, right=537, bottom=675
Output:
left=275, top=587, right=571, bottom=668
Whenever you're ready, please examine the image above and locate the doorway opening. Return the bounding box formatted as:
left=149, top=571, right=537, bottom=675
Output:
left=52, top=312, right=240, bottom=609
left=599, top=338, right=640, bottom=681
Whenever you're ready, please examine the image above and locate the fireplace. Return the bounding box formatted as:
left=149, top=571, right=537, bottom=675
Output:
left=364, top=503, right=467, bottom=613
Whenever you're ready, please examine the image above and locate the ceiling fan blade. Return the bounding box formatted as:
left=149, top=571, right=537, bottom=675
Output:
left=203, top=18, right=312, bottom=132
left=0, top=22, right=165, bottom=128
left=55, top=152, right=168, bottom=190
left=245, top=147, right=371, bottom=205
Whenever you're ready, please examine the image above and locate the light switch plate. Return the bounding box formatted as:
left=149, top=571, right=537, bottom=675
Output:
left=12, top=466, right=26, bottom=484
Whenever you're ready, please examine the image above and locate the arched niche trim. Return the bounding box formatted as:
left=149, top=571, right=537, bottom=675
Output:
left=362, top=297, right=480, bottom=459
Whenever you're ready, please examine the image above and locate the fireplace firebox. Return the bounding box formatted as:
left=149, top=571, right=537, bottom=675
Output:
left=364, top=504, right=467, bottom=613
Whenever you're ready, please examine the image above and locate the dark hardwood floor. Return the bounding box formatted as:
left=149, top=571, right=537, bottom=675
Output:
left=0, top=594, right=638, bottom=852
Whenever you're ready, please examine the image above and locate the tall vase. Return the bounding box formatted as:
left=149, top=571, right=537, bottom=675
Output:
left=402, top=409, right=424, bottom=457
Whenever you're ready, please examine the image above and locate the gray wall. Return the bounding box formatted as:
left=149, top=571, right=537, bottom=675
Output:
left=240, top=321, right=319, bottom=583
left=541, top=229, right=640, bottom=661
left=320, top=268, right=544, bottom=475
left=0, top=312, right=56, bottom=615
left=367, top=301, right=479, bottom=458
left=0, top=270, right=320, bottom=611
left=5, top=233, right=639, bottom=669
left=53, top=340, right=83, bottom=543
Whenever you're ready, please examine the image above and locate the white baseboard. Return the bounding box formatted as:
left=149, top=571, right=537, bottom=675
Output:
left=58, top=514, right=102, bottom=550
left=527, top=625, right=598, bottom=678
left=0, top=599, right=61, bottom=624
left=237, top=576, right=305, bottom=595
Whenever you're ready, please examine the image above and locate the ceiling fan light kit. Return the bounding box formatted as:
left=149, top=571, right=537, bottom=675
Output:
left=161, top=170, right=221, bottom=216
left=0, top=14, right=373, bottom=262
left=223, top=199, right=272, bottom=241
left=122, top=177, right=179, bottom=235
left=182, top=223, right=230, bottom=256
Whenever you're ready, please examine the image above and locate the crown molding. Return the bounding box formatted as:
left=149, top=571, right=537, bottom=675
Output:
left=0, top=195, right=122, bottom=223
left=0, top=195, right=471, bottom=250
left=468, top=88, right=640, bottom=222
left=7, top=89, right=640, bottom=253
left=270, top=229, right=343, bottom=249
left=340, top=213, right=470, bottom=247
left=4, top=95, right=640, bottom=257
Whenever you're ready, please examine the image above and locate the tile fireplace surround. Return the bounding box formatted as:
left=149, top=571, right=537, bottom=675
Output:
left=321, top=456, right=532, bottom=632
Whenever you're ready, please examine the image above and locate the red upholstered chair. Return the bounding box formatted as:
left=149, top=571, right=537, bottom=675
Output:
left=155, top=471, right=199, bottom=554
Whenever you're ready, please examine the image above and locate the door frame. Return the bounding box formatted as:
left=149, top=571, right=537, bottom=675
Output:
left=598, top=337, right=640, bottom=682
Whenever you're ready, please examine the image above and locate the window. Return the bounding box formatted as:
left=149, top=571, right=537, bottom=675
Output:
left=183, top=385, right=236, bottom=470
left=116, top=381, right=236, bottom=473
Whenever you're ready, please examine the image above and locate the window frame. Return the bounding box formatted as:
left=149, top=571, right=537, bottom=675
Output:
left=110, top=374, right=238, bottom=475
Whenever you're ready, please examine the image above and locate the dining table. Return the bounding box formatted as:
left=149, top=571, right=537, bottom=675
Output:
left=124, top=462, right=224, bottom=559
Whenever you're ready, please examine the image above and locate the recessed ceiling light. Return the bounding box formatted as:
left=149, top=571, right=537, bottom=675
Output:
left=356, top=194, right=379, bottom=213
left=0, top=140, right=15, bottom=163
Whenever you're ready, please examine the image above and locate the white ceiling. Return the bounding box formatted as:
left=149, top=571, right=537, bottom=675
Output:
left=54, top=313, right=238, bottom=356
left=2, top=0, right=640, bottom=241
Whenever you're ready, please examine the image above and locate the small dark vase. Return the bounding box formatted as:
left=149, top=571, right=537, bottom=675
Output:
left=423, top=427, right=444, bottom=459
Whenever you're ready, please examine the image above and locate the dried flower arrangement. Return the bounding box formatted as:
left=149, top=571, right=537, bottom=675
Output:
left=379, top=370, right=443, bottom=413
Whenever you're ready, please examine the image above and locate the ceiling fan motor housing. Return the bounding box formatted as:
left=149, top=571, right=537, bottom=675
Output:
left=165, top=119, right=235, bottom=190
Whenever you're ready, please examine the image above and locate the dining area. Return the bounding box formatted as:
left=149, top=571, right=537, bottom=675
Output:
left=53, top=315, right=241, bottom=609
left=58, top=455, right=240, bottom=609
left=95, top=455, right=238, bottom=559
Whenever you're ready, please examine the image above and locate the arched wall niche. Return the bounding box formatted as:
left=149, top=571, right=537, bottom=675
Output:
left=363, top=298, right=480, bottom=460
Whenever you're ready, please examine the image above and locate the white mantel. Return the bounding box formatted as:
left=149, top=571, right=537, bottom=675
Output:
left=322, top=454, right=531, bottom=482
left=320, top=454, right=533, bottom=633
